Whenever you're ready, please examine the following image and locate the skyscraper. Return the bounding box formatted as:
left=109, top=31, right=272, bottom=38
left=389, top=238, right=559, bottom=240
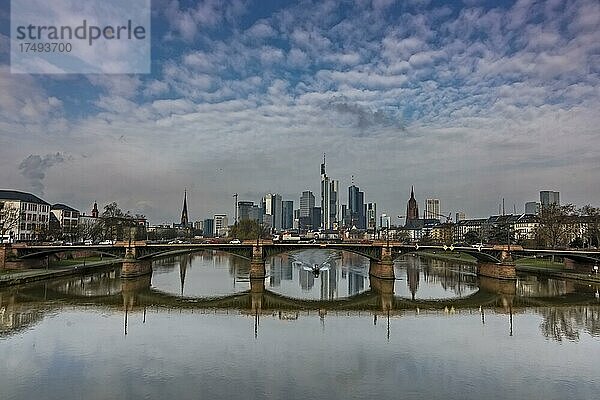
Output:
left=425, top=199, right=440, bottom=220
left=367, top=203, right=377, bottom=230
left=214, top=214, right=228, bottom=236
left=263, top=193, right=283, bottom=231
left=300, top=191, right=315, bottom=218
left=320, top=154, right=339, bottom=230
left=540, top=191, right=560, bottom=207
left=282, top=200, right=294, bottom=229
left=237, top=201, right=255, bottom=222
left=181, top=190, right=189, bottom=227
left=348, top=184, right=366, bottom=229
left=405, top=186, right=419, bottom=226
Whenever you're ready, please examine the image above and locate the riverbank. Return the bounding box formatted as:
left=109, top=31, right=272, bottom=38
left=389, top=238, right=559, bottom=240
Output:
left=0, top=259, right=123, bottom=288
left=416, top=251, right=600, bottom=284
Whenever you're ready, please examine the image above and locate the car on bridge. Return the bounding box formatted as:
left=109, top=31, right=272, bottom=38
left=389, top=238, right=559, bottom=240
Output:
left=229, top=239, right=241, bottom=244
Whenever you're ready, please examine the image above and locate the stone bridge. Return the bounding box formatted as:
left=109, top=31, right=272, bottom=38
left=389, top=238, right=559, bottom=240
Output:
left=3, top=242, right=600, bottom=281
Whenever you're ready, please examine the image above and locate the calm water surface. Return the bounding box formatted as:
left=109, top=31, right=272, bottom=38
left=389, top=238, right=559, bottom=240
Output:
left=1, top=250, right=599, bottom=400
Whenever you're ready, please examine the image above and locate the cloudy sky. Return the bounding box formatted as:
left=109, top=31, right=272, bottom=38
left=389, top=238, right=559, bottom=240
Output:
left=1, top=0, right=599, bottom=223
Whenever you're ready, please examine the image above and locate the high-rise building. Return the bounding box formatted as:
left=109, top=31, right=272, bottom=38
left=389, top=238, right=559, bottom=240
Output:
left=540, top=191, right=560, bottom=207
left=263, top=193, right=283, bottom=231
left=213, top=214, right=228, bottom=236
left=405, top=186, right=419, bottom=226
left=311, top=207, right=322, bottom=230
left=320, top=155, right=339, bottom=230
left=525, top=201, right=540, bottom=215
left=237, top=201, right=255, bottom=222
left=203, top=218, right=214, bottom=237
left=367, top=203, right=377, bottom=230
left=348, top=184, right=366, bottom=229
left=300, top=191, right=315, bottom=218
left=455, top=212, right=466, bottom=222
left=181, top=190, right=189, bottom=227
left=380, top=213, right=391, bottom=229
left=425, top=199, right=440, bottom=220
left=282, top=200, right=294, bottom=230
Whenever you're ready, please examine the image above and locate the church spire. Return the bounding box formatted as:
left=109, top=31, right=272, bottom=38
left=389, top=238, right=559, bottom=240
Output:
left=181, top=190, right=189, bottom=227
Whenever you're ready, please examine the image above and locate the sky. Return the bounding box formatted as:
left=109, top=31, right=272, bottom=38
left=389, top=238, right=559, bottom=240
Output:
left=0, top=0, right=599, bottom=224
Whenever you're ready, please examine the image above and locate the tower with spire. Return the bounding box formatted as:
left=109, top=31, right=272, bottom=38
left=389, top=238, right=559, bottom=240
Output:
left=405, top=186, right=419, bottom=226
left=91, top=201, right=99, bottom=218
left=181, top=190, right=189, bottom=227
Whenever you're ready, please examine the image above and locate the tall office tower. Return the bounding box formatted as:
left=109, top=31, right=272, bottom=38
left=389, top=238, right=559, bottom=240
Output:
left=213, top=214, right=228, bottom=236
left=348, top=184, right=366, bottom=229
left=329, top=179, right=339, bottom=229
left=320, top=154, right=331, bottom=230
left=540, top=191, right=560, bottom=207
left=311, top=207, right=322, bottom=230
left=300, top=191, right=315, bottom=218
left=248, top=205, right=263, bottom=223
left=455, top=212, right=466, bottom=222
left=405, top=186, right=419, bottom=225
left=180, top=190, right=189, bottom=227
left=263, top=193, right=283, bottom=231
left=293, top=209, right=300, bottom=229
left=380, top=213, right=391, bottom=229
left=425, top=199, right=440, bottom=220
left=282, top=200, right=294, bottom=229
left=367, top=203, right=377, bottom=230
left=237, top=201, right=255, bottom=222
left=525, top=201, right=541, bottom=215
left=203, top=218, right=214, bottom=237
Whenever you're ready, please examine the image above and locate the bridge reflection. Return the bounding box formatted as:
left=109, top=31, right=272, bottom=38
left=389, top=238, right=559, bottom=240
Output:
left=2, top=258, right=600, bottom=341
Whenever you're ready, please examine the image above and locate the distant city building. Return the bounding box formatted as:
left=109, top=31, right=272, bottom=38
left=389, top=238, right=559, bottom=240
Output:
left=405, top=186, right=419, bottom=227
left=263, top=193, right=282, bottom=231
left=282, top=200, right=294, bottom=230
left=320, top=155, right=339, bottom=230
left=310, top=207, right=322, bottom=231
left=237, top=201, right=255, bottom=222
left=300, top=191, right=315, bottom=218
left=0, top=190, right=50, bottom=242
left=380, top=214, right=391, bottom=229
left=203, top=218, right=214, bottom=237
left=194, top=220, right=203, bottom=231
left=525, top=201, right=541, bottom=215
left=213, top=214, right=228, bottom=236
left=540, top=190, right=560, bottom=207
left=425, top=199, right=440, bottom=220
left=348, top=184, right=366, bottom=229
left=51, top=203, right=80, bottom=238
left=367, top=203, right=377, bottom=230
left=455, top=212, right=466, bottom=222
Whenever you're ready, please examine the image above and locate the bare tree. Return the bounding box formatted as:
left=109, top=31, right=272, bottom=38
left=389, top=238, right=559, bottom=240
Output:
left=0, top=201, right=21, bottom=243
left=534, top=203, right=577, bottom=249
left=580, top=205, right=600, bottom=248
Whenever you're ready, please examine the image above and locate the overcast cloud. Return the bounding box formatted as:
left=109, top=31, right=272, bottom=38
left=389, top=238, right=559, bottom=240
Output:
left=0, top=0, right=599, bottom=222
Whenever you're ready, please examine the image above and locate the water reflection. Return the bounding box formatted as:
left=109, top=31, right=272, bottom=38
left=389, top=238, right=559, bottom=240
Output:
left=1, top=252, right=600, bottom=344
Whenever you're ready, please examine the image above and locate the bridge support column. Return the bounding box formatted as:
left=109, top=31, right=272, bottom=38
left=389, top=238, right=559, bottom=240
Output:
left=477, top=262, right=516, bottom=280
left=250, top=244, right=266, bottom=278
left=250, top=278, right=265, bottom=313
left=121, top=248, right=152, bottom=278
left=369, top=260, right=395, bottom=279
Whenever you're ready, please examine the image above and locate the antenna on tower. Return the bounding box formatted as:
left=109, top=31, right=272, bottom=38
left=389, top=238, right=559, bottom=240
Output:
left=351, top=175, right=354, bottom=185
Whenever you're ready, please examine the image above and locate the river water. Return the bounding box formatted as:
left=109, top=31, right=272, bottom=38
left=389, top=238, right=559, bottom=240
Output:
left=1, top=250, right=599, bottom=400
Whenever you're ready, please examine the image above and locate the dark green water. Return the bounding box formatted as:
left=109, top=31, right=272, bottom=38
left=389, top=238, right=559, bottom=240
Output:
left=1, top=251, right=599, bottom=400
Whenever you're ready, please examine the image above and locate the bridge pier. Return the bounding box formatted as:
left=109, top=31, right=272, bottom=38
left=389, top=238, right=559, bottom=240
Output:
left=121, top=274, right=152, bottom=308
left=477, top=262, right=516, bottom=280
left=250, top=278, right=265, bottom=313
left=121, top=248, right=152, bottom=278
left=0, top=244, right=8, bottom=269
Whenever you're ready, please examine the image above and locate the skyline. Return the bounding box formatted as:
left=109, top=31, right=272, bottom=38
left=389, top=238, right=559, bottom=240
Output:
left=1, top=0, right=599, bottom=222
